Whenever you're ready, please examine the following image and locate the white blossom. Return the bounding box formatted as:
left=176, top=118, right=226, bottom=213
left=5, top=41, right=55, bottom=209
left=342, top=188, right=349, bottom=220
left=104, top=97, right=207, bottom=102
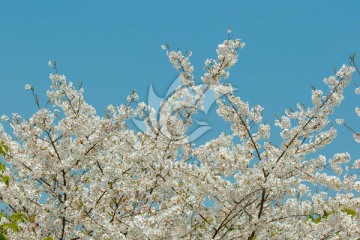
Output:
left=335, top=118, right=344, bottom=125
left=24, top=84, right=33, bottom=90
left=0, top=35, right=358, bottom=240
left=0, top=115, right=9, bottom=121
left=355, top=107, right=360, bottom=117
left=355, top=87, right=360, bottom=94
left=353, top=133, right=360, bottom=143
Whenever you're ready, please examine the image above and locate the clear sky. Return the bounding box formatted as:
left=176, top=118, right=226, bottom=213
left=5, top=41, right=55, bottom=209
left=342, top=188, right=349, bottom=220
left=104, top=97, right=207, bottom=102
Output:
left=0, top=1, right=359, bottom=158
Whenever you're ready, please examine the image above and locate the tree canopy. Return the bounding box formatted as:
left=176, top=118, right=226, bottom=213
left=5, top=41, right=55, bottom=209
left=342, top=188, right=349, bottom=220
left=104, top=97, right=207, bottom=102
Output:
left=0, top=35, right=359, bottom=239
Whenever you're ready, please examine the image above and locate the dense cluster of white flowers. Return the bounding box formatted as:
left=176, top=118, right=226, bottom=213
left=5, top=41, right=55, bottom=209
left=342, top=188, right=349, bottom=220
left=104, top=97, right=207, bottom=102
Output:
left=0, top=36, right=359, bottom=239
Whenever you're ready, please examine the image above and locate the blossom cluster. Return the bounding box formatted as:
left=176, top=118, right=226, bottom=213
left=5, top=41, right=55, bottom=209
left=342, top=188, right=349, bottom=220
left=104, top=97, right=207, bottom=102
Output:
left=0, top=35, right=359, bottom=239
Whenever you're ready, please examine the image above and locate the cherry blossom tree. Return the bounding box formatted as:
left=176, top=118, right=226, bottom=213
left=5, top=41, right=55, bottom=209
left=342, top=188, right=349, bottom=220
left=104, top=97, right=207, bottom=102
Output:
left=0, top=33, right=359, bottom=239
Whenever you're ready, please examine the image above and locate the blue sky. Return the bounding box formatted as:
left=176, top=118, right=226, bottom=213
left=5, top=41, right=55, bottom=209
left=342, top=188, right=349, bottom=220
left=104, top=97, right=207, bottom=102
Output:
left=0, top=1, right=359, bottom=158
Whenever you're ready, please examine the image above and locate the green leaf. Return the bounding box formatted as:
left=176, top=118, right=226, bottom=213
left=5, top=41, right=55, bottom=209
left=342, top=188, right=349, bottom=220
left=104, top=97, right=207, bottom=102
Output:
left=29, top=215, right=35, bottom=223
left=342, top=208, right=356, bottom=217
left=2, top=222, right=19, bottom=233
left=0, top=163, right=5, bottom=173
left=9, top=213, right=28, bottom=223
left=0, top=142, right=8, bottom=157
left=323, top=210, right=330, bottom=219
left=2, top=176, right=10, bottom=187
left=0, top=142, right=8, bottom=158
left=0, top=233, right=8, bottom=240
left=308, top=214, right=321, bottom=223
